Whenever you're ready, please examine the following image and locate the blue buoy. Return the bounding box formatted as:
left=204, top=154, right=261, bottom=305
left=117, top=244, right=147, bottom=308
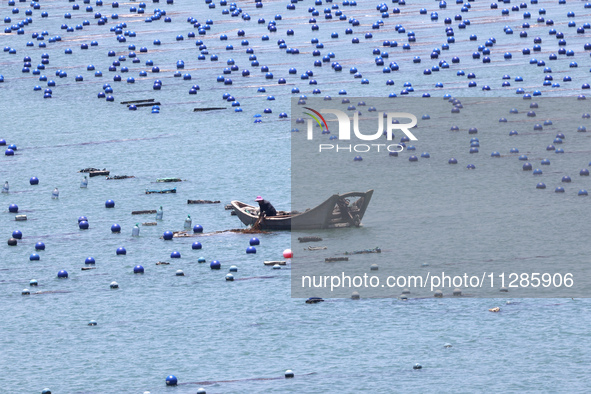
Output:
left=134, top=265, right=144, bottom=273
left=579, top=189, right=588, bottom=196
left=30, top=253, right=40, bottom=261
left=353, top=156, right=362, bottom=161
left=12, top=230, right=22, bottom=239
left=193, top=224, right=203, bottom=233
left=57, top=270, right=68, bottom=278
left=448, top=158, right=458, bottom=164
left=210, top=260, right=221, bottom=270
left=8, top=204, right=18, bottom=213
left=79, top=220, right=89, bottom=229
left=555, top=187, right=565, bottom=193
left=523, top=162, right=533, bottom=171
left=192, top=242, right=202, bottom=250
left=85, top=257, right=95, bottom=264
left=163, top=231, right=173, bottom=240
left=166, top=375, right=178, bottom=386
left=246, top=246, right=257, bottom=254
left=35, top=242, right=45, bottom=250
left=536, top=182, right=546, bottom=189
left=116, top=247, right=126, bottom=255
left=171, top=251, right=181, bottom=258
left=105, top=199, right=115, bottom=208
left=581, top=169, right=590, bottom=176
left=111, top=224, right=121, bottom=233
left=533, top=168, right=543, bottom=175
left=250, top=237, right=260, bottom=246
left=29, top=177, right=39, bottom=185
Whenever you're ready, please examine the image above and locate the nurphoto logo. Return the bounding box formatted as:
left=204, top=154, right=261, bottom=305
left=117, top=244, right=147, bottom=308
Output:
left=303, top=107, right=418, bottom=153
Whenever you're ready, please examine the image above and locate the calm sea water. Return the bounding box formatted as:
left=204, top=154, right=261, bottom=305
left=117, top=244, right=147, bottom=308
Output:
left=1, top=0, right=591, bottom=392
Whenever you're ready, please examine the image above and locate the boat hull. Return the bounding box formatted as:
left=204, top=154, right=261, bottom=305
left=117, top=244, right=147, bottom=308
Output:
left=231, top=190, right=373, bottom=231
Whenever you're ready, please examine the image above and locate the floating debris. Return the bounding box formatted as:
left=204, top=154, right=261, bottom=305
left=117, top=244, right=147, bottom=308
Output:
left=489, top=307, right=501, bottom=313
left=306, top=297, right=324, bottom=304
left=81, top=267, right=96, bottom=271
left=132, top=210, right=157, bottom=215
left=264, top=260, right=286, bottom=266
left=128, top=102, right=161, bottom=108
left=171, top=227, right=268, bottom=238
left=79, top=168, right=105, bottom=173
left=156, top=261, right=170, bottom=265
left=298, top=236, right=323, bottom=243
left=188, top=200, right=220, bottom=204
left=120, top=99, right=156, bottom=105
left=157, top=178, right=182, bottom=183
left=142, top=222, right=157, bottom=226
left=193, top=107, right=226, bottom=112
left=145, top=188, right=176, bottom=194
left=15, top=215, right=27, bottom=221
left=325, top=257, right=348, bottom=262
left=89, top=171, right=110, bottom=177
left=345, top=247, right=381, bottom=255
left=106, top=175, right=135, bottom=180
left=307, top=246, right=327, bottom=251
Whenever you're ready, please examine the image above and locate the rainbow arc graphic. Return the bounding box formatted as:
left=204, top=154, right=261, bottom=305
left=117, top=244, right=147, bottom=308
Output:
left=303, top=107, right=328, bottom=132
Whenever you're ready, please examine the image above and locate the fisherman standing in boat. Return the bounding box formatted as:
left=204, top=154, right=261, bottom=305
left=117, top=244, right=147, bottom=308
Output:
left=255, top=196, right=277, bottom=217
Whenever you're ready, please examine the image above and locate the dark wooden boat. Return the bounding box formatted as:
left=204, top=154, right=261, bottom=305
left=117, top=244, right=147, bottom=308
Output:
left=230, top=190, right=373, bottom=231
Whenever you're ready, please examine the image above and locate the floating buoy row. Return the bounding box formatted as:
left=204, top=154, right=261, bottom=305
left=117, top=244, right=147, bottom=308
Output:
left=3, top=0, right=591, bottom=118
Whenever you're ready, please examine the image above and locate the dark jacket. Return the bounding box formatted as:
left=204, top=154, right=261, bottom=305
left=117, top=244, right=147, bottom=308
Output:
left=258, top=200, right=277, bottom=217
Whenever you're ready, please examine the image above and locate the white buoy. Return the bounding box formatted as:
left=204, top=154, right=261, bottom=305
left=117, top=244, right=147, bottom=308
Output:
left=229, top=265, right=238, bottom=272
left=155, top=206, right=163, bottom=220
left=22, top=288, right=30, bottom=295
left=131, top=223, right=140, bottom=236
left=272, top=264, right=281, bottom=270
left=196, top=388, right=206, bottom=394
left=110, top=281, right=119, bottom=289
left=434, top=290, right=443, bottom=298
left=225, top=273, right=234, bottom=281
left=370, top=264, right=378, bottom=271
left=402, top=288, right=410, bottom=294
left=444, top=343, right=452, bottom=348
left=285, top=370, right=294, bottom=378
left=80, top=176, right=88, bottom=188
left=453, top=288, right=462, bottom=296
left=51, top=187, right=59, bottom=199
left=1, top=181, right=8, bottom=193
left=351, top=291, right=360, bottom=300
left=176, top=270, right=184, bottom=276
left=184, top=214, right=192, bottom=229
